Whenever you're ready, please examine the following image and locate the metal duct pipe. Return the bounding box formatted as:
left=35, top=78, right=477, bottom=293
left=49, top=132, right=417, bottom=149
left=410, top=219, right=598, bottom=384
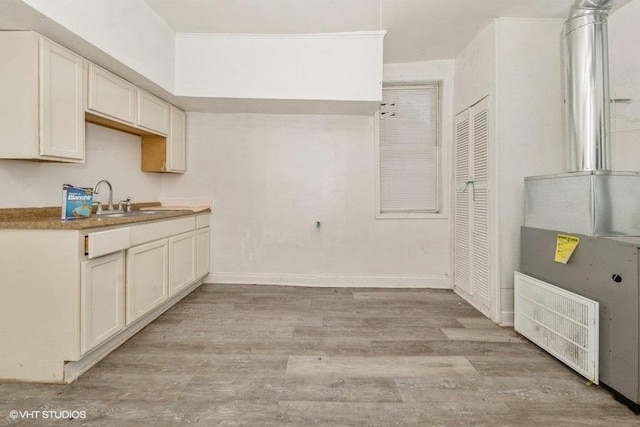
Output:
left=564, top=0, right=614, bottom=171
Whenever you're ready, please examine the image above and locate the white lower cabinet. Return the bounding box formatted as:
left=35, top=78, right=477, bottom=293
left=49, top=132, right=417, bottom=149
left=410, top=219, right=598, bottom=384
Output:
left=196, top=227, right=211, bottom=279
left=126, top=239, right=169, bottom=325
left=80, top=251, right=125, bottom=355
left=0, top=213, right=210, bottom=383
left=169, top=231, right=196, bottom=296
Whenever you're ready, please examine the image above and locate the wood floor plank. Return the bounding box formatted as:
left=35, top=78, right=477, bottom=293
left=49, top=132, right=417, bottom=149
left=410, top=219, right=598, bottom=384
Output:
left=177, top=313, right=324, bottom=328
left=180, top=376, right=402, bottom=403
left=293, top=325, right=450, bottom=341
left=286, top=356, right=479, bottom=378
left=455, top=316, right=501, bottom=329
left=129, top=325, right=295, bottom=344
left=370, top=339, right=542, bottom=357
left=467, top=353, right=583, bottom=379
left=55, top=371, right=194, bottom=402
left=193, top=355, right=290, bottom=378
left=275, top=401, right=520, bottom=427
left=322, top=314, right=462, bottom=329
left=245, top=337, right=376, bottom=357
left=441, top=326, right=524, bottom=342
left=490, top=376, right=624, bottom=406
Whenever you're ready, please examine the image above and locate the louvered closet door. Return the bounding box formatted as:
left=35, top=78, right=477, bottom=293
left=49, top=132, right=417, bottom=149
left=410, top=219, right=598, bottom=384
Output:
left=454, top=97, right=490, bottom=313
left=470, top=99, right=490, bottom=311
left=454, top=109, right=471, bottom=295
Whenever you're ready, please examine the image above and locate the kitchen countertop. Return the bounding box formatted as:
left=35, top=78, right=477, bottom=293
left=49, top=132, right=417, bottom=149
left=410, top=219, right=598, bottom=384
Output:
left=0, top=203, right=211, bottom=230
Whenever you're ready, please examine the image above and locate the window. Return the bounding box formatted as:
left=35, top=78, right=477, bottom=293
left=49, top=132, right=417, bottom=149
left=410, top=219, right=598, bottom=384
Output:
left=376, top=83, right=440, bottom=218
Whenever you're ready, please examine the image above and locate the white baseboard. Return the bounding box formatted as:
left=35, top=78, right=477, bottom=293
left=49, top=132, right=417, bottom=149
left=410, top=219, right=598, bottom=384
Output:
left=210, top=272, right=451, bottom=289
left=500, top=310, right=514, bottom=327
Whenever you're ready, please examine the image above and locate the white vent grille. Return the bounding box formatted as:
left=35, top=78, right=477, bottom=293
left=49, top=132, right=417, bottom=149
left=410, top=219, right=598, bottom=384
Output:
left=514, top=272, right=599, bottom=383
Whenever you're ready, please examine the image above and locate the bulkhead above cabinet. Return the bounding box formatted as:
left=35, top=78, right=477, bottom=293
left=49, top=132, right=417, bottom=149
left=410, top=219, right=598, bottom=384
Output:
left=174, top=31, right=386, bottom=115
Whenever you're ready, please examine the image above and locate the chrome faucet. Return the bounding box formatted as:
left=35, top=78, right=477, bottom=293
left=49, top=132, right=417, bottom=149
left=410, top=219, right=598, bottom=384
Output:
left=118, top=196, right=132, bottom=212
left=94, top=179, right=114, bottom=214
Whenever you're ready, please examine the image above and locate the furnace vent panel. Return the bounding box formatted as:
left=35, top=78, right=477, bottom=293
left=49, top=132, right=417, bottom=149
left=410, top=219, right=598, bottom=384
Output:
left=515, top=272, right=599, bottom=383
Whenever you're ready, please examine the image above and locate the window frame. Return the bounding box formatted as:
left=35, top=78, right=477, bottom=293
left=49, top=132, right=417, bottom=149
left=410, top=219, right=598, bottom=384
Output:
left=375, top=81, right=443, bottom=220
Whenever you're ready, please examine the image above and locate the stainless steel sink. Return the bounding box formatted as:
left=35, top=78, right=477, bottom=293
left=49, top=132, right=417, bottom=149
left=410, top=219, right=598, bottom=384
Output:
left=93, top=212, right=129, bottom=218
left=131, top=210, right=172, bottom=215
left=93, top=210, right=181, bottom=218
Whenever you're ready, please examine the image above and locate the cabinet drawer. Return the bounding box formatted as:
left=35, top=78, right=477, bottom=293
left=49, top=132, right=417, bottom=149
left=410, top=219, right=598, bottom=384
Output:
left=130, top=216, right=195, bottom=246
left=196, top=214, right=210, bottom=229
left=87, top=227, right=131, bottom=259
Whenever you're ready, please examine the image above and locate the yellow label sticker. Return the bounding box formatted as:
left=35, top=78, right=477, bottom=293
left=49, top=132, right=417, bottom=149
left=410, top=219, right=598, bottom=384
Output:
left=555, top=234, right=579, bottom=264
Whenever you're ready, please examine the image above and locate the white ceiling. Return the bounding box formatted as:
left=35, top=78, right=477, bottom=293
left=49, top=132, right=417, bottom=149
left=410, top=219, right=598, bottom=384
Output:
left=144, top=0, right=632, bottom=63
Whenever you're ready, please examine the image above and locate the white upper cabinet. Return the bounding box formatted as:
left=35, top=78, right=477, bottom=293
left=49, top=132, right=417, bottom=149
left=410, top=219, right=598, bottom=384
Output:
left=137, top=89, right=170, bottom=135
left=0, top=31, right=84, bottom=162
left=83, top=60, right=187, bottom=172
left=166, top=106, right=186, bottom=172
left=0, top=30, right=187, bottom=171
left=86, top=62, right=136, bottom=124
left=141, top=105, right=186, bottom=173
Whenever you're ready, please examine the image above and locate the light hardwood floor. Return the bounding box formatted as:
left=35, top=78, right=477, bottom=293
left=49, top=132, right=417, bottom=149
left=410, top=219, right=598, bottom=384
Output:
left=1, top=284, right=639, bottom=426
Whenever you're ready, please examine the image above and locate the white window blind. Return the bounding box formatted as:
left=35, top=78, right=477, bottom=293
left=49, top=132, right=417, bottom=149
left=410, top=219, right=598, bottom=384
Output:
left=378, top=85, right=439, bottom=215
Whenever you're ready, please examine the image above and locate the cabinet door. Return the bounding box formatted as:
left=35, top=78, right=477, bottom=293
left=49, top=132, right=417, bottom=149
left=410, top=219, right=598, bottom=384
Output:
left=39, top=37, right=84, bottom=160
left=454, top=109, right=471, bottom=296
left=137, top=90, right=169, bottom=135
left=169, top=231, right=196, bottom=296
left=166, top=106, right=186, bottom=172
left=87, top=63, right=136, bottom=124
left=196, top=227, right=210, bottom=279
left=454, top=97, right=491, bottom=314
left=81, top=252, right=125, bottom=355
left=126, top=239, right=168, bottom=324
left=470, top=100, right=490, bottom=311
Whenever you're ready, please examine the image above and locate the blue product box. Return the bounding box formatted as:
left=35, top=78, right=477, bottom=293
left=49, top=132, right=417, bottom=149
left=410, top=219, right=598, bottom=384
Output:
left=61, top=184, right=94, bottom=220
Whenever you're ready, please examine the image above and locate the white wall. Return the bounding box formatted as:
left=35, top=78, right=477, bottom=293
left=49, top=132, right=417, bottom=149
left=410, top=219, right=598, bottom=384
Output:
left=19, top=0, right=175, bottom=92
left=609, top=0, right=640, bottom=171
left=175, top=32, right=384, bottom=102
left=161, top=108, right=452, bottom=287
left=453, top=22, right=495, bottom=114
left=0, top=124, right=162, bottom=208
left=495, top=18, right=565, bottom=325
